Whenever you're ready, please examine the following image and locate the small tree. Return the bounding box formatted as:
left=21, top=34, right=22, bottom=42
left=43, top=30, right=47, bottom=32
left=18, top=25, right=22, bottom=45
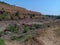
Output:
left=56, top=16, right=60, bottom=19
left=32, top=14, right=35, bottom=17
left=15, top=11, right=21, bottom=19
left=30, top=14, right=35, bottom=18
left=15, top=11, right=19, bottom=16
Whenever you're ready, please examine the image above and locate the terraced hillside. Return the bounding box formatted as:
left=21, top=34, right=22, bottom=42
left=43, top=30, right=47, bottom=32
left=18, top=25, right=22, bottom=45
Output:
left=0, top=1, right=60, bottom=45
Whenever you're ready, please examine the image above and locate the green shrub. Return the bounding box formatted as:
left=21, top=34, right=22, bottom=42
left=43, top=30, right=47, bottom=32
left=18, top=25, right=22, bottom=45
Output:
left=11, top=36, right=18, bottom=40
left=2, top=12, right=7, bottom=19
left=11, top=36, right=24, bottom=41
left=0, top=31, right=4, bottom=37
left=30, top=14, right=35, bottom=18
left=0, top=10, right=7, bottom=20
left=0, top=38, right=6, bottom=45
left=32, top=24, right=41, bottom=29
left=32, top=14, right=35, bottom=17
left=23, top=26, right=29, bottom=33
left=18, top=36, right=24, bottom=40
left=14, top=27, right=19, bottom=33
left=15, top=11, right=19, bottom=16
left=8, top=24, right=21, bottom=33
left=56, top=16, right=60, bottom=19
left=8, top=25, right=15, bottom=32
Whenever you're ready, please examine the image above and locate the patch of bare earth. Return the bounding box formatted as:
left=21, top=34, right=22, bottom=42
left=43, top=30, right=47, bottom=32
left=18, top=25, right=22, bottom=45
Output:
left=5, top=41, right=22, bottom=45
left=37, top=27, right=60, bottom=45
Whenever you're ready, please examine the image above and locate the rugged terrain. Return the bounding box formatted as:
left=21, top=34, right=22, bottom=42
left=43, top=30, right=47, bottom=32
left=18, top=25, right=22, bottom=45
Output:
left=0, top=1, right=60, bottom=45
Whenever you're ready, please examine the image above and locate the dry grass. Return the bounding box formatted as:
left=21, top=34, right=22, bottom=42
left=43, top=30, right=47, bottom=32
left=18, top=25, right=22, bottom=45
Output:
left=54, top=28, right=60, bottom=37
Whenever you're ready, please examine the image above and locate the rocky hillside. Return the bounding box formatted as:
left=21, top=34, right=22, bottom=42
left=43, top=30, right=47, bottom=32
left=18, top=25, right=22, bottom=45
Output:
left=0, top=1, right=42, bottom=20
left=0, top=1, right=60, bottom=45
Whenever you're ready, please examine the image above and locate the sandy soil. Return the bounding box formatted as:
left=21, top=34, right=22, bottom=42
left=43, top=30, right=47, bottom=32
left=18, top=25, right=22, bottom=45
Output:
left=37, top=27, right=60, bottom=45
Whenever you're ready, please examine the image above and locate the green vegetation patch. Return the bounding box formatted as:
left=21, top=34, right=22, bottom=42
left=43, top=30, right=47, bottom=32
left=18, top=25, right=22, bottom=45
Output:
left=23, top=26, right=29, bottom=33
left=0, top=9, right=7, bottom=20
left=0, top=38, right=6, bottom=45
left=32, top=24, right=41, bottom=29
left=8, top=24, right=20, bottom=33
left=15, top=11, right=19, bottom=16
left=1, top=12, right=7, bottom=19
left=11, top=35, right=24, bottom=41
left=0, top=31, right=4, bottom=37
left=8, top=25, right=15, bottom=32
left=30, top=14, right=35, bottom=18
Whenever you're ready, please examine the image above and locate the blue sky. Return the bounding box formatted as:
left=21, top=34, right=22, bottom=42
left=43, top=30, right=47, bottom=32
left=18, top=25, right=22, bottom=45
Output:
left=0, top=0, right=60, bottom=15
